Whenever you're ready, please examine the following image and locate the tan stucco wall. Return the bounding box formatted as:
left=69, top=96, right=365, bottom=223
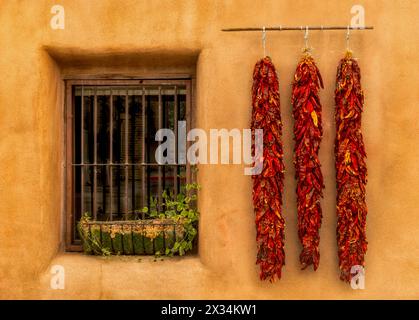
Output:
left=0, top=0, right=418, bottom=299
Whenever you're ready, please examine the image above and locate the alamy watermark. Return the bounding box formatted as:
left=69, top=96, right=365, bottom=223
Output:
left=350, top=5, right=365, bottom=28
left=154, top=121, right=263, bottom=175
left=50, top=4, right=365, bottom=31
left=50, top=264, right=65, bottom=290
left=50, top=5, right=65, bottom=30
left=350, top=265, right=365, bottom=289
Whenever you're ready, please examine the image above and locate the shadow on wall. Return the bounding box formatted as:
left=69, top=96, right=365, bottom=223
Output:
left=44, top=46, right=200, bottom=77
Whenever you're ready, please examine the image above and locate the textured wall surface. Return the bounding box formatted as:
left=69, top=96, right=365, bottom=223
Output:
left=0, top=0, right=418, bottom=299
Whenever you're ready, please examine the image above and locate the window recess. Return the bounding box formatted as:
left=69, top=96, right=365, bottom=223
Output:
left=65, top=79, right=192, bottom=250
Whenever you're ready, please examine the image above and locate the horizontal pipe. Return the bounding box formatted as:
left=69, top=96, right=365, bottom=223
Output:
left=222, top=26, right=374, bottom=32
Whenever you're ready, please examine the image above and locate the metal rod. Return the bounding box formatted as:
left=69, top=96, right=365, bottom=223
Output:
left=81, top=86, right=85, bottom=217
left=125, top=90, right=129, bottom=220
left=109, top=90, right=113, bottom=221
left=93, top=89, right=98, bottom=220
left=100, top=95, right=106, bottom=220
left=173, top=86, right=179, bottom=196
left=146, top=94, right=151, bottom=210
left=158, top=86, right=163, bottom=211
left=141, top=87, right=146, bottom=219
left=222, top=26, right=374, bottom=32
left=131, top=94, right=135, bottom=217
left=66, top=81, right=74, bottom=244
left=117, top=99, right=121, bottom=218
left=186, top=83, right=192, bottom=186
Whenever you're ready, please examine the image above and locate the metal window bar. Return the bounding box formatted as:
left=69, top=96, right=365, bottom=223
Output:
left=157, top=86, right=163, bottom=211
left=125, top=90, right=129, bottom=220
left=101, top=101, right=107, bottom=219
left=162, top=91, right=166, bottom=193
left=81, top=86, right=85, bottom=218
left=117, top=100, right=122, bottom=218
left=93, top=89, right=98, bottom=221
left=146, top=93, right=151, bottom=210
left=130, top=94, right=136, bottom=218
left=174, top=86, right=179, bottom=195
left=141, top=87, right=147, bottom=219
left=109, top=89, right=113, bottom=221
left=70, top=86, right=76, bottom=242
left=186, top=82, right=192, bottom=186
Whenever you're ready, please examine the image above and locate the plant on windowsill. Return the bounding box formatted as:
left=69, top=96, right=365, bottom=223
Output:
left=78, top=182, right=200, bottom=257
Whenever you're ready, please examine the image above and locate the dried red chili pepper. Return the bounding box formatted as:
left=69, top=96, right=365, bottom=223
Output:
left=335, top=52, right=368, bottom=282
left=251, top=56, right=285, bottom=282
left=292, top=53, right=324, bottom=271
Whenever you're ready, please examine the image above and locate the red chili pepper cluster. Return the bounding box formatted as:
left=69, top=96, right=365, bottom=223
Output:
left=335, top=52, right=368, bottom=282
left=251, top=57, right=285, bottom=282
left=292, top=54, right=325, bottom=270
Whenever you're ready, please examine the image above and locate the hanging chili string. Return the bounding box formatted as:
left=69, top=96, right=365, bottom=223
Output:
left=335, top=52, right=368, bottom=282
left=251, top=56, right=285, bottom=282
left=292, top=53, right=324, bottom=271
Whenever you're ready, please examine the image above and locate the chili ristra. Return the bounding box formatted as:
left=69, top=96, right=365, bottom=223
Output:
left=251, top=57, right=285, bottom=282
left=335, top=52, right=368, bottom=282
left=292, top=53, right=325, bottom=271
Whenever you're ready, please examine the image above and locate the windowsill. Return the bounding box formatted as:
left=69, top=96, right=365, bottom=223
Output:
left=58, top=251, right=200, bottom=263
left=39, top=252, right=211, bottom=299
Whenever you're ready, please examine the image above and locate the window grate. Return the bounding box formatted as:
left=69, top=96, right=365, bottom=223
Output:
left=65, top=80, right=192, bottom=249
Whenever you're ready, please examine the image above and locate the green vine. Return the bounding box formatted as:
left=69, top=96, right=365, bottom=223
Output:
left=77, top=181, right=200, bottom=258
left=77, top=214, right=111, bottom=257
left=141, top=182, right=200, bottom=257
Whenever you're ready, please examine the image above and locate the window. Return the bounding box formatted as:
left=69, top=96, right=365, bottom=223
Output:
left=65, top=79, right=192, bottom=250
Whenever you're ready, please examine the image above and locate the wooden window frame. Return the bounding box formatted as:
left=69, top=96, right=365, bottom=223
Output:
left=64, top=78, right=193, bottom=251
